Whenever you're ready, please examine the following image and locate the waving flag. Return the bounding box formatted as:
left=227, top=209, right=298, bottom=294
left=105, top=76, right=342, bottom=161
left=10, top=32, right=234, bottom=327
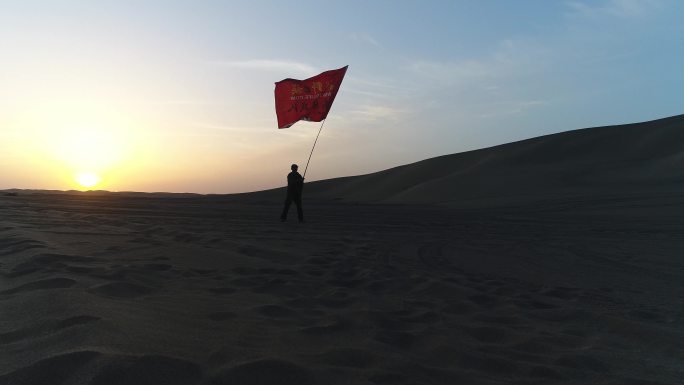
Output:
left=274, top=66, right=348, bottom=129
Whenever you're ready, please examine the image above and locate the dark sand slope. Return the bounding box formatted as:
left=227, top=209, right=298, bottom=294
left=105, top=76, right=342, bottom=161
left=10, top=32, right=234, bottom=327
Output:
left=301, top=114, right=684, bottom=205
left=1, top=115, right=684, bottom=384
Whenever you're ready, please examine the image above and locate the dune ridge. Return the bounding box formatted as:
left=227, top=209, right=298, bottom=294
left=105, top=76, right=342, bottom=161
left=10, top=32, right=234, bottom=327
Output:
left=299, top=114, right=684, bottom=205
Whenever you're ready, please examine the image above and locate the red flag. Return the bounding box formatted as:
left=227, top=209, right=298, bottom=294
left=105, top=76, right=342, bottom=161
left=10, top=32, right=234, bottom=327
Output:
left=274, top=66, right=348, bottom=129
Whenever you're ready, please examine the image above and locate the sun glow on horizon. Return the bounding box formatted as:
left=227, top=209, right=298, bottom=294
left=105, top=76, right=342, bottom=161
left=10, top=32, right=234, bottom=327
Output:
left=20, top=108, right=142, bottom=191
left=50, top=125, right=126, bottom=191
left=75, top=172, right=101, bottom=189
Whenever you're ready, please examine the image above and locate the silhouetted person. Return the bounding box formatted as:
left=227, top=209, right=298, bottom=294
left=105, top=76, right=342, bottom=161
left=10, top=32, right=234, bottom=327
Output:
left=281, top=164, right=304, bottom=222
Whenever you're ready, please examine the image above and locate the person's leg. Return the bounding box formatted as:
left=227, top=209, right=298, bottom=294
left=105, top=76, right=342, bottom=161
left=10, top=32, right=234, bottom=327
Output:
left=281, top=196, right=292, bottom=221
left=295, top=196, right=304, bottom=222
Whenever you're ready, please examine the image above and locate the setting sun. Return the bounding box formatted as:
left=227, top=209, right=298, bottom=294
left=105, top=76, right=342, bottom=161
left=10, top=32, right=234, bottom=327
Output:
left=75, top=172, right=100, bottom=189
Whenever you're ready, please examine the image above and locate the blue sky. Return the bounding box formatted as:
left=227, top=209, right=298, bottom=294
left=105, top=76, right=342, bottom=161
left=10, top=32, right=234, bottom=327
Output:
left=1, top=1, right=682, bottom=193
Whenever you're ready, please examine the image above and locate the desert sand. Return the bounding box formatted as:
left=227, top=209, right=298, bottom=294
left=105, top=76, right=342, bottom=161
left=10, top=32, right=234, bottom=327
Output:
left=2, top=115, right=684, bottom=384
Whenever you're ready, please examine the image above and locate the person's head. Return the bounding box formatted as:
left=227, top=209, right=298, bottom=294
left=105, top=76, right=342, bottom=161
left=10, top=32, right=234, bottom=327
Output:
left=291, top=164, right=298, bottom=171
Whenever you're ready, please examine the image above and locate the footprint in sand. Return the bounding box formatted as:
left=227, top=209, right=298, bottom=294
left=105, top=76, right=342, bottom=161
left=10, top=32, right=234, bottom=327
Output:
left=0, top=315, right=100, bottom=345
left=467, top=293, right=501, bottom=307
left=141, top=263, right=172, bottom=271
left=528, top=365, right=566, bottom=380
left=517, top=299, right=559, bottom=310
left=0, top=351, right=100, bottom=385
left=254, top=304, right=296, bottom=318
left=305, top=256, right=334, bottom=265
left=442, top=301, right=474, bottom=315
left=628, top=308, right=665, bottom=322
left=231, top=266, right=257, bottom=275
left=89, top=281, right=153, bottom=298
left=313, top=347, right=377, bottom=369
left=305, top=268, right=325, bottom=276
left=66, top=266, right=93, bottom=274
left=207, top=359, right=315, bottom=385
left=207, top=311, right=237, bottom=321
left=367, top=372, right=404, bottom=384
left=555, top=353, right=610, bottom=373
left=209, top=287, right=236, bottom=295
left=89, top=354, right=202, bottom=385
left=191, top=268, right=215, bottom=276
left=8, top=253, right=92, bottom=277
left=541, top=286, right=580, bottom=300
left=0, top=238, right=45, bottom=256
left=230, top=277, right=261, bottom=287
left=300, top=317, right=351, bottom=335
left=1, top=278, right=76, bottom=295
left=374, top=330, right=417, bottom=349
left=456, top=352, right=518, bottom=376
left=466, top=326, right=511, bottom=344
left=276, top=268, right=299, bottom=276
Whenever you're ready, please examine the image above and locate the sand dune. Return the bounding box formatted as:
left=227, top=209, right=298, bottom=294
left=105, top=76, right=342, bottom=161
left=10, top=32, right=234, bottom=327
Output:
left=298, top=114, right=684, bottom=205
left=2, top=115, right=684, bottom=384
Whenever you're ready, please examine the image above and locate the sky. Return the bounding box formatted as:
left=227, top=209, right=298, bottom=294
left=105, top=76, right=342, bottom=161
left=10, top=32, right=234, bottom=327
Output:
left=1, top=0, right=682, bottom=193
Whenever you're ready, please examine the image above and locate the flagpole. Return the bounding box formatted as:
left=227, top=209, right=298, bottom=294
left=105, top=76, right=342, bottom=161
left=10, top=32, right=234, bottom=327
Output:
left=302, top=119, right=326, bottom=179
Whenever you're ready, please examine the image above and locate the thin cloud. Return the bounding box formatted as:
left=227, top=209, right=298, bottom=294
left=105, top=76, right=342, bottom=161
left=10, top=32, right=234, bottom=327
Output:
left=136, top=100, right=229, bottom=106
left=479, top=100, right=550, bottom=119
left=190, top=122, right=263, bottom=132
left=349, top=32, right=381, bottom=47
left=347, top=76, right=416, bottom=92
left=408, top=59, right=491, bottom=85
left=350, top=104, right=407, bottom=122
left=407, top=37, right=548, bottom=88
left=209, top=59, right=318, bottom=76
left=343, top=87, right=387, bottom=99
left=566, top=0, right=664, bottom=19
left=344, top=75, right=417, bottom=100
